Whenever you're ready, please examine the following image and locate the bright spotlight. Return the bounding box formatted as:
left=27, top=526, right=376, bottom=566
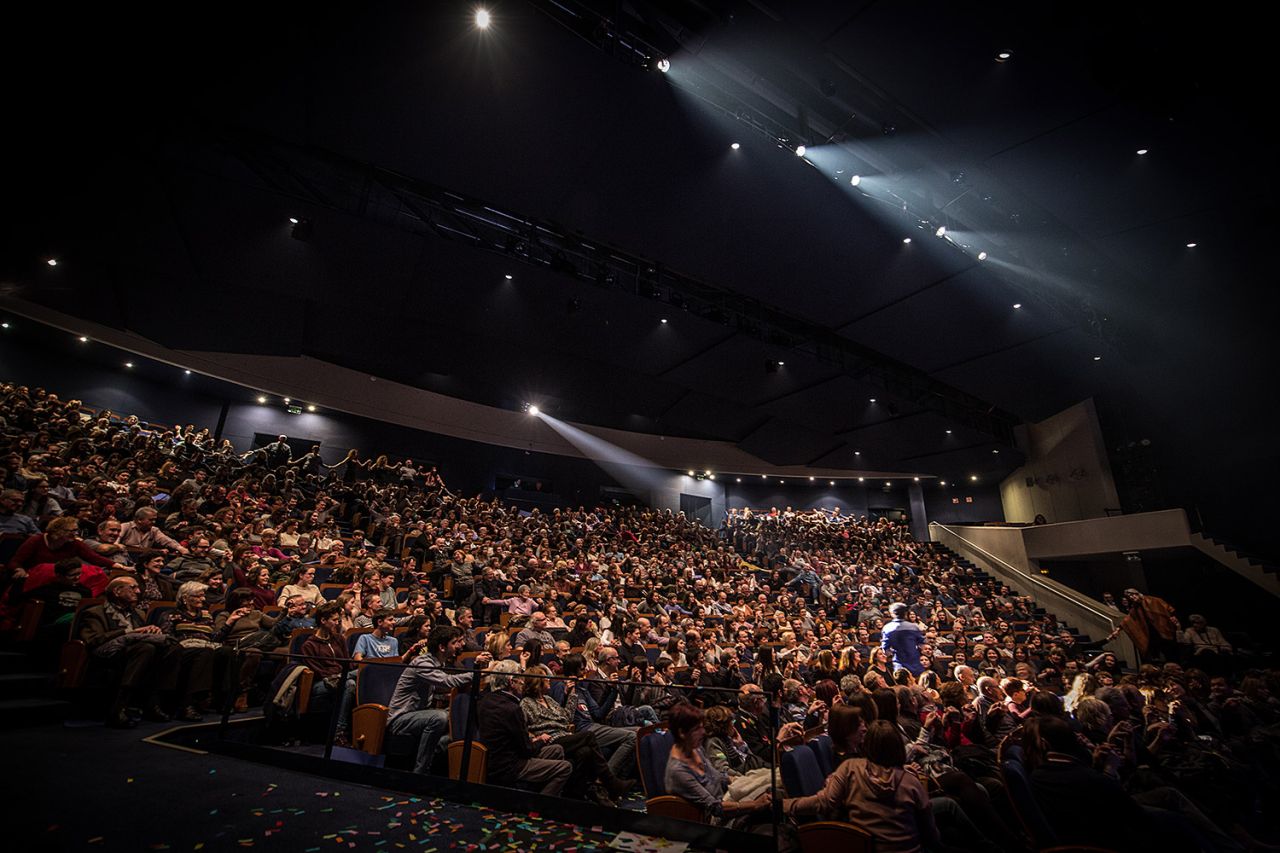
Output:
left=504, top=274, right=513, bottom=280
left=977, top=251, right=988, bottom=261
left=795, top=145, right=806, bottom=157
left=709, top=474, right=716, bottom=480
left=850, top=174, right=861, bottom=186
left=1, top=323, right=9, bottom=329
left=78, top=336, right=88, bottom=343
left=730, top=142, right=740, bottom=150
left=307, top=404, right=317, bottom=412
left=184, top=369, right=192, bottom=375
left=1013, top=303, right=1022, bottom=309
left=997, top=51, right=1012, bottom=61
left=809, top=476, right=815, bottom=482
left=656, top=58, right=670, bottom=73
left=869, top=397, right=877, bottom=403
left=1093, top=355, right=1102, bottom=362
left=528, top=405, right=540, bottom=416
left=289, top=217, right=299, bottom=224
left=283, top=397, right=291, bottom=404
left=736, top=478, right=742, bottom=483
left=903, top=237, right=912, bottom=244
left=885, top=481, right=892, bottom=487
left=660, top=318, right=668, bottom=324
left=475, top=8, right=491, bottom=29
left=858, top=477, right=865, bottom=482
left=1186, top=242, right=1197, bottom=248
left=1136, top=149, right=1149, bottom=156
left=124, top=362, right=134, bottom=369
left=257, top=395, right=267, bottom=404
left=46, top=258, right=58, bottom=267
left=829, top=481, right=835, bottom=486
left=935, top=226, right=946, bottom=238
left=970, top=475, right=979, bottom=481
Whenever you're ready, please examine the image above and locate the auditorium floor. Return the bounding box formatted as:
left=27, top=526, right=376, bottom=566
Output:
left=7, top=719, right=702, bottom=852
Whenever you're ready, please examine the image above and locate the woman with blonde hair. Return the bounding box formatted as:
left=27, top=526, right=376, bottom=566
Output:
left=486, top=631, right=511, bottom=661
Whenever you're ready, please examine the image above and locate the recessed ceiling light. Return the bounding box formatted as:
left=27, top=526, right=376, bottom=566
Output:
left=475, top=8, right=491, bottom=29
left=257, top=395, right=267, bottom=404
left=993, top=449, right=1000, bottom=454
left=660, top=318, right=668, bottom=324
left=941, top=480, right=947, bottom=486
left=124, top=362, right=134, bottom=369
left=914, top=477, right=920, bottom=482
left=829, top=481, right=835, bottom=486
left=854, top=451, right=861, bottom=456
left=777, top=361, right=785, bottom=366
left=858, top=477, right=865, bottom=482
left=283, top=397, right=291, bottom=404
left=289, top=217, right=299, bottom=224
left=903, top=237, right=912, bottom=244
left=1093, top=355, right=1102, bottom=361
left=307, top=404, right=317, bottom=412
left=46, top=258, right=58, bottom=267
left=1013, top=303, right=1022, bottom=309
left=971, top=475, right=979, bottom=482
left=736, top=477, right=742, bottom=483
left=997, top=51, right=1011, bottom=61
left=656, top=58, right=670, bottom=73
left=809, top=476, right=815, bottom=481
left=761, top=474, right=767, bottom=479
left=1186, top=242, right=1197, bottom=248
left=504, top=274, right=513, bottom=280
left=869, top=397, right=877, bottom=403
left=184, top=369, right=192, bottom=375
left=709, top=474, right=716, bottom=480
left=1136, top=149, right=1149, bottom=156
left=945, top=429, right=953, bottom=434
left=731, top=142, right=740, bottom=150
left=780, top=480, right=785, bottom=484
left=977, top=251, right=988, bottom=261
left=885, top=481, right=892, bottom=487
left=935, top=226, right=946, bottom=238
left=795, top=145, right=806, bottom=157
left=850, top=175, right=861, bottom=186
left=687, top=470, right=695, bottom=476
left=1, top=322, right=9, bottom=329
left=78, top=336, right=88, bottom=343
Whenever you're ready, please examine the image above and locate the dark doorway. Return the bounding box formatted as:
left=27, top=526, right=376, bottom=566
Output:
left=680, top=493, right=713, bottom=527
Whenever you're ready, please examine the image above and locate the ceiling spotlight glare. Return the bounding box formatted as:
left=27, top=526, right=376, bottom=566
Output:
left=777, top=361, right=785, bottom=366
left=795, top=145, right=806, bottom=157
left=761, top=474, right=767, bottom=479
left=656, top=57, right=670, bottom=73
left=184, top=369, right=192, bottom=375
left=736, top=477, right=742, bottom=483
left=660, top=318, right=668, bottom=324
left=475, top=8, right=491, bottom=29
left=1186, top=242, right=1197, bottom=248
left=945, top=429, right=953, bottom=434
left=257, top=395, right=267, bottom=404
left=854, top=451, right=861, bottom=456
left=283, top=397, right=291, bottom=404
left=46, top=258, right=58, bottom=267
left=941, top=480, right=947, bottom=486
left=809, top=476, right=815, bottom=482
left=78, top=336, right=88, bottom=343
left=850, top=174, right=861, bottom=186
left=307, top=404, right=317, bottom=412
left=1093, top=355, right=1102, bottom=361
left=730, top=142, right=740, bottom=150
left=504, top=274, right=513, bottom=280
left=528, top=405, right=540, bottom=416
left=885, top=481, right=892, bottom=487
left=687, top=470, right=695, bottom=476
left=977, top=251, right=988, bottom=261
left=858, top=477, right=865, bottom=482
left=829, top=480, right=835, bottom=486
left=1136, top=149, right=1149, bottom=155
left=289, top=217, right=299, bottom=224
left=997, top=51, right=1012, bottom=61
left=709, top=474, right=716, bottom=480
left=1013, top=303, right=1022, bottom=309
left=935, top=226, right=946, bottom=238
left=970, top=475, right=979, bottom=481
left=914, top=477, right=920, bottom=482
left=1, top=323, right=9, bottom=329
left=869, top=397, right=877, bottom=403
left=124, top=362, right=134, bottom=369
left=903, top=237, right=912, bottom=244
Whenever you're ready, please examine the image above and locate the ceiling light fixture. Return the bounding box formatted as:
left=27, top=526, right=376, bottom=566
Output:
left=257, top=395, right=267, bottom=404
left=528, top=405, right=540, bottom=416
left=795, top=145, right=806, bottom=157
left=78, top=336, right=88, bottom=343
left=858, top=477, right=865, bottom=482
left=914, top=477, right=920, bottom=482
left=656, top=58, right=670, bottom=73
left=660, top=318, right=668, bottom=324
left=869, top=397, right=877, bottom=403
left=970, top=475, right=979, bottom=481
left=977, top=251, right=988, bottom=260
left=903, top=237, right=912, bottom=244
left=687, top=470, right=695, bottom=476
left=475, top=8, right=491, bottom=29
left=997, top=51, right=1012, bottom=61
left=283, top=397, right=291, bottom=404
left=124, top=362, right=134, bottom=369
left=289, top=217, right=299, bottom=224
left=935, top=226, right=946, bottom=238
left=184, top=369, right=192, bottom=375
left=1093, top=355, right=1102, bottom=361
left=1186, top=242, right=1197, bottom=248
left=504, top=274, right=513, bottom=280
left=46, top=258, right=58, bottom=267
left=850, top=175, right=861, bottom=186
left=777, top=361, right=785, bottom=366
left=945, top=429, right=953, bottom=434
left=736, top=477, right=742, bottom=483
left=1, top=323, right=9, bottom=329
left=307, top=404, right=317, bottom=412
left=885, top=481, right=892, bottom=487
left=1136, top=149, right=1149, bottom=156
left=829, top=480, right=835, bottom=486
left=730, top=142, right=740, bottom=150
left=1013, top=303, right=1022, bottom=309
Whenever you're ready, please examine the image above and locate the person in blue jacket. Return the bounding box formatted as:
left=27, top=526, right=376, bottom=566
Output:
left=881, top=602, right=926, bottom=676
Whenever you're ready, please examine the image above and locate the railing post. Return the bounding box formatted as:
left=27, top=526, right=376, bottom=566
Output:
left=458, top=666, right=482, bottom=783
left=323, top=655, right=350, bottom=762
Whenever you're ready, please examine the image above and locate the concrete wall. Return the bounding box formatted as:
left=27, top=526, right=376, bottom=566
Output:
left=1001, top=399, right=1121, bottom=524
left=1021, top=509, right=1191, bottom=559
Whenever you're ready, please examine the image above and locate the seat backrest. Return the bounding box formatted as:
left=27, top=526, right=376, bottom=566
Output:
left=797, top=820, right=873, bottom=853
left=289, top=627, right=317, bottom=657
left=450, top=690, right=477, bottom=741
left=356, top=658, right=405, bottom=706
left=1001, top=753, right=1058, bottom=849
left=808, top=734, right=835, bottom=778
left=446, top=739, right=487, bottom=783
left=319, top=584, right=346, bottom=601
left=636, top=728, right=674, bottom=797
left=644, top=795, right=704, bottom=823
left=781, top=744, right=825, bottom=797
left=346, top=627, right=374, bottom=655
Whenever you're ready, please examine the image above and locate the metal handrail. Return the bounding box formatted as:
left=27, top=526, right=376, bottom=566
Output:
left=929, top=522, right=1119, bottom=632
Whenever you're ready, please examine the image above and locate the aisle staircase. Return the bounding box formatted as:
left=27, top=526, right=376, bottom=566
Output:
left=1189, top=532, right=1280, bottom=598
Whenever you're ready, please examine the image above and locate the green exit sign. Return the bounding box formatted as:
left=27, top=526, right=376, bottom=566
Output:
left=286, top=405, right=302, bottom=415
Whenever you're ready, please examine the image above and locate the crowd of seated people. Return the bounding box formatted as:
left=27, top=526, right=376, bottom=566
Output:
left=1, top=381, right=1278, bottom=850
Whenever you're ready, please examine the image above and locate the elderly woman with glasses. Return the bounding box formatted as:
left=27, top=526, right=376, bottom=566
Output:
left=157, top=581, right=233, bottom=721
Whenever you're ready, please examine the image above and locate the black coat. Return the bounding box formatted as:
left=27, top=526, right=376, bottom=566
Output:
left=477, top=689, right=536, bottom=784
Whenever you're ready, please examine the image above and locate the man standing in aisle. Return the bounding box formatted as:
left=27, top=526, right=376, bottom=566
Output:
left=881, top=602, right=926, bottom=676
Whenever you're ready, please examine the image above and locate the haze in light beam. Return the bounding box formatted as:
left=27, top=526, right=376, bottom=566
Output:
left=536, top=412, right=676, bottom=496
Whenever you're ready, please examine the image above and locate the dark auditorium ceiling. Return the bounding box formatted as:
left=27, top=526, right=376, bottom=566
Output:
left=1, top=0, right=1275, bottom=494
